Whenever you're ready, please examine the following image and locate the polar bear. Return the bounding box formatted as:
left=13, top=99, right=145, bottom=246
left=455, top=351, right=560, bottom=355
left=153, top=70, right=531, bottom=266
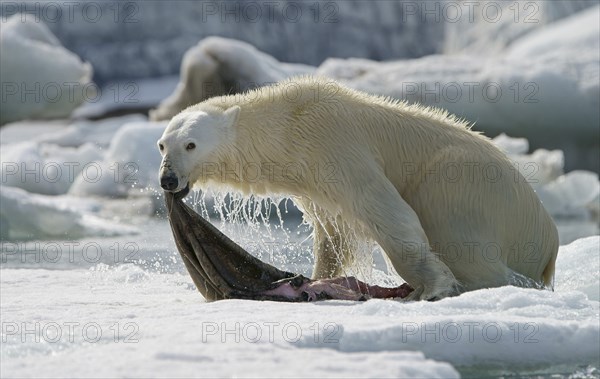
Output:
left=157, top=77, right=559, bottom=300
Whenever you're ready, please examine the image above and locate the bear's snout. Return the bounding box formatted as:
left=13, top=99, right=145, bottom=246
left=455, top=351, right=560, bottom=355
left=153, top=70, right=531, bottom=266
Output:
left=160, top=173, right=179, bottom=191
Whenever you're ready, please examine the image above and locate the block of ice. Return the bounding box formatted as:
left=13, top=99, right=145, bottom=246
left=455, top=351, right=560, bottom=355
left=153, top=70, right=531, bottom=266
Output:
left=68, top=121, right=167, bottom=197
left=0, top=16, right=93, bottom=125
left=150, top=36, right=315, bottom=121
left=0, top=186, right=137, bottom=240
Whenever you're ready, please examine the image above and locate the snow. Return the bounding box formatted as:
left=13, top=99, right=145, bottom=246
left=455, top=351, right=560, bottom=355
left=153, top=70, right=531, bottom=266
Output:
left=0, top=16, right=93, bottom=125
left=1, top=238, right=598, bottom=378
left=555, top=237, right=600, bottom=301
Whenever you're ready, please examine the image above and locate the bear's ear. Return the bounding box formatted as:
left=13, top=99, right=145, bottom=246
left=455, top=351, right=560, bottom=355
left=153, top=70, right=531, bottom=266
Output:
left=222, top=106, right=241, bottom=128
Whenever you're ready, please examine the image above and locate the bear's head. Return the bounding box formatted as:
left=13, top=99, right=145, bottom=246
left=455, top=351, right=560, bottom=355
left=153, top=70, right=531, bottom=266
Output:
left=157, top=105, right=240, bottom=193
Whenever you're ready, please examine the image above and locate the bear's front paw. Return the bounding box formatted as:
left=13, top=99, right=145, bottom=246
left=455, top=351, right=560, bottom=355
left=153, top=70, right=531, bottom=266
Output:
left=402, top=280, right=461, bottom=302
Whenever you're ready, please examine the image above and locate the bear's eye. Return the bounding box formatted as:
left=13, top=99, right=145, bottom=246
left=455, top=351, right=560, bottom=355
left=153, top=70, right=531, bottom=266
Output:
left=158, top=143, right=164, bottom=151
left=186, top=143, right=196, bottom=151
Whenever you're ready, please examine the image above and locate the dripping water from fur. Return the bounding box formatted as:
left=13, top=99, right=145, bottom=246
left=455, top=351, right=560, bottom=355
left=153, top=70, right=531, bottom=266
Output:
left=184, top=187, right=401, bottom=285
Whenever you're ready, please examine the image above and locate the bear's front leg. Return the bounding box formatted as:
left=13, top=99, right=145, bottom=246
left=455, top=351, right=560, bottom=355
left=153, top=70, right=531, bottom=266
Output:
left=343, top=171, right=461, bottom=301
left=311, top=216, right=357, bottom=279
left=296, top=198, right=356, bottom=279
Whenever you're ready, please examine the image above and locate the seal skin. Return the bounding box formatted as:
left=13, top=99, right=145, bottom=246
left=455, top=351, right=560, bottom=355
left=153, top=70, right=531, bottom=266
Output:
left=165, top=186, right=299, bottom=301
left=164, top=188, right=413, bottom=302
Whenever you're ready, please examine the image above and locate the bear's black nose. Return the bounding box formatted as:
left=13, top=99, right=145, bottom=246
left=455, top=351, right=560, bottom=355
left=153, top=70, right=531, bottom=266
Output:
left=160, top=174, right=179, bottom=191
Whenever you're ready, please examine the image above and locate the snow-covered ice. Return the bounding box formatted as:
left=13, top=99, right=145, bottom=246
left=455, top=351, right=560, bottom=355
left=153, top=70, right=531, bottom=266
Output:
left=0, top=186, right=138, bottom=240
left=1, top=237, right=598, bottom=378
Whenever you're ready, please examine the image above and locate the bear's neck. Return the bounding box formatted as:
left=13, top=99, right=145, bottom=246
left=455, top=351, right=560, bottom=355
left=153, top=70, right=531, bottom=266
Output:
left=206, top=100, right=305, bottom=196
